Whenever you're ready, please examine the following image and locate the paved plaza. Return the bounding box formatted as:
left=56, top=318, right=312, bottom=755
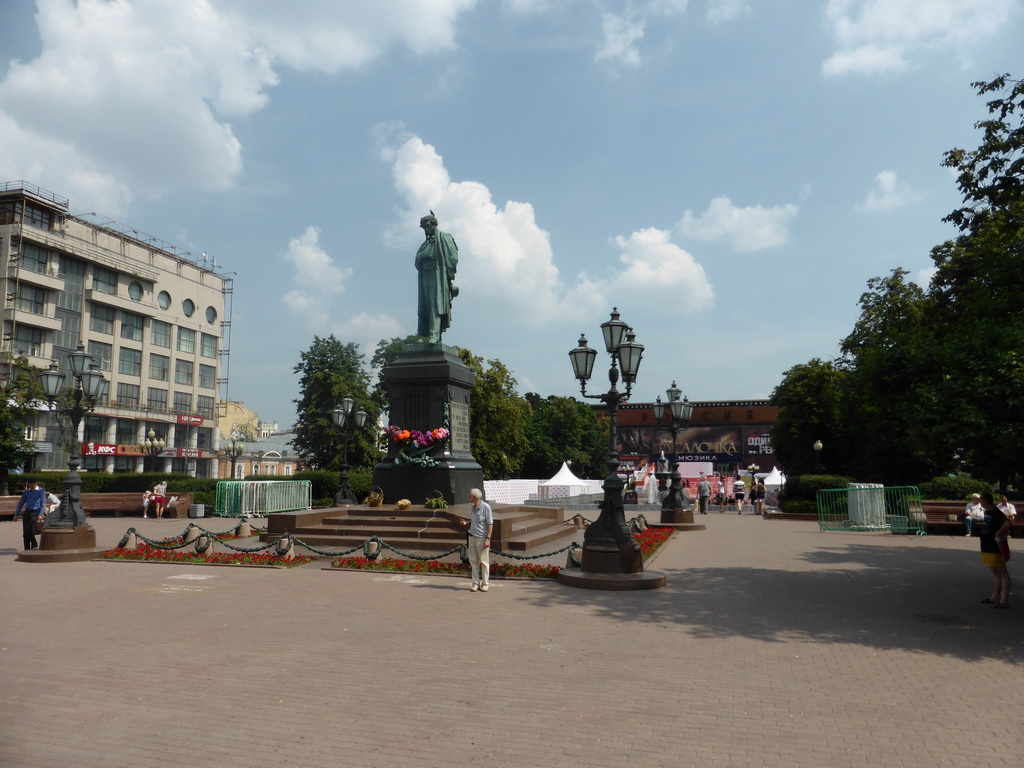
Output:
left=1, top=513, right=1022, bottom=768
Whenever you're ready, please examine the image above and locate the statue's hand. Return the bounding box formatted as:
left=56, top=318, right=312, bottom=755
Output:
left=449, top=282, right=459, bottom=297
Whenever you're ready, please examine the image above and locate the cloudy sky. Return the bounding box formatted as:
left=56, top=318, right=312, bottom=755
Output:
left=1, top=0, right=1020, bottom=425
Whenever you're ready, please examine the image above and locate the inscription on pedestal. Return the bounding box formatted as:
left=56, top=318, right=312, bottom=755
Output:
left=451, top=401, right=470, bottom=453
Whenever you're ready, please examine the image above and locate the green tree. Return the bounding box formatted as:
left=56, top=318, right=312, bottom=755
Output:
left=0, top=354, right=46, bottom=495
left=921, top=74, right=1024, bottom=485
left=455, top=347, right=531, bottom=479
left=291, top=335, right=378, bottom=471
left=770, top=358, right=848, bottom=476
left=839, top=268, right=937, bottom=484
left=522, top=393, right=608, bottom=479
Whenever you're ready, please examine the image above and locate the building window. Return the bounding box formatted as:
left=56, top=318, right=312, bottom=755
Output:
left=205, top=306, right=218, bottom=323
left=116, top=419, right=136, bottom=445
left=284, top=464, right=293, bottom=476
left=93, top=266, right=118, bottom=294
left=128, top=282, right=143, bottom=301
left=116, top=383, right=140, bottom=406
left=198, top=364, right=216, bottom=389
left=177, top=327, right=195, bottom=354
left=89, top=303, right=116, bottom=334
left=182, top=298, right=195, bottom=317
left=16, top=284, right=47, bottom=314
left=54, top=309, right=80, bottom=350
left=84, top=416, right=106, bottom=443
left=114, top=456, right=135, bottom=474
left=13, top=326, right=44, bottom=357
left=118, top=348, right=142, bottom=376
left=147, top=388, right=168, bottom=411
left=196, top=427, right=213, bottom=451
left=265, top=464, right=277, bottom=476
left=173, top=391, right=192, bottom=412
left=200, top=333, right=217, bottom=358
left=157, top=290, right=171, bottom=309
left=88, top=341, right=112, bottom=372
left=21, top=243, right=51, bottom=274
left=21, top=202, right=53, bottom=231
left=235, top=463, right=244, bottom=479
left=121, top=312, right=144, bottom=341
left=197, top=395, right=215, bottom=418
left=149, top=353, right=169, bottom=381
left=151, top=319, right=171, bottom=348
left=174, top=359, right=194, bottom=385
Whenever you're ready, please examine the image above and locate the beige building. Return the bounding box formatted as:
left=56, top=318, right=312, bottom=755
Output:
left=1, top=180, right=232, bottom=477
left=218, top=400, right=260, bottom=441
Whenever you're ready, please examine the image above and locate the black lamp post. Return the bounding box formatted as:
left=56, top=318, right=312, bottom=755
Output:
left=139, top=428, right=165, bottom=474
left=223, top=433, right=245, bottom=479
left=567, top=307, right=646, bottom=574
left=813, top=439, right=823, bottom=472
left=38, top=342, right=107, bottom=528
left=333, top=396, right=369, bottom=505
left=653, top=381, right=693, bottom=513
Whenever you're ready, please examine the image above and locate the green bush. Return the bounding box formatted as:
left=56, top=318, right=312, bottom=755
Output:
left=349, top=466, right=373, bottom=501
left=782, top=474, right=855, bottom=502
left=779, top=498, right=817, bottom=515
left=918, top=475, right=994, bottom=500
left=292, top=470, right=340, bottom=500
left=10, top=472, right=193, bottom=494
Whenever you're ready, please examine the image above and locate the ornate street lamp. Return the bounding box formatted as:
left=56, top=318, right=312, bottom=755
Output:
left=654, top=382, right=692, bottom=513
left=813, top=439, right=823, bottom=472
left=222, top=433, right=245, bottom=478
left=333, top=396, right=369, bottom=505
left=139, top=428, right=165, bottom=474
left=38, top=342, right=107, bottom=529
left=565, top=308, right=648, bottom=576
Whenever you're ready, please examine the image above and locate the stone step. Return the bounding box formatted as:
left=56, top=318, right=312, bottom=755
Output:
left=320, top=515, right=457, bottom=529
left=502, top=524, right=579, bottom=552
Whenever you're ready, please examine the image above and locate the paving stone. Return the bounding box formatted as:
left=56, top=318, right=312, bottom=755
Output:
left=1, top=514, right=1022, bottom=767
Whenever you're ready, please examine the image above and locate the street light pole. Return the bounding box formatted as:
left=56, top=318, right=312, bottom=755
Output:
left=139, top=428, right=165, bottom=473
left=333, top=396, right=369, bottom=505
left=813, top=439, right=823, bottom=472
left=566, top=308, right=647, bottom=574
left=38, top=342, right=107, bottom=528
left=222, top=433, right=245, bottom=479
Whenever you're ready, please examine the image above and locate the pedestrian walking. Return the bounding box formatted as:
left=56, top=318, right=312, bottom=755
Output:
left=458, top=488, right=493, bottom=592
left=977, top=492, right=1012, bottom=609
left=13, top=481, right=46, bottom=551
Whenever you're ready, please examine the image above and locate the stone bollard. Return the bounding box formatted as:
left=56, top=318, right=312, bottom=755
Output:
left=236, top=519, right=251, bottom=537
left=183, top=525, right=200, bottom=545
left=565, top=543, right=581, bottom=569
left=574, top=514, right=586, bottom=530
left=123, top=532, right=138, bottom=551
left=277, top=536, right=295, bottom=560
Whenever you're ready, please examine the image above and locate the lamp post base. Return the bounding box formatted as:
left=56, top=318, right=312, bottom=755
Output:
left=16, top=525, right=105, bottom=563
left=557, top=567, right=666, bottom=591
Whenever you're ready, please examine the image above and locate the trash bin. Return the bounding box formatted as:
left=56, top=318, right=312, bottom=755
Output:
left=188, top=504, right=207, bottom=518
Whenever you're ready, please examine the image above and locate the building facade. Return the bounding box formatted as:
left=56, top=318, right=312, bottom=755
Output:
left=1, top=180, right=232, bottom=477
left=216, top=430, right=301, bottom=479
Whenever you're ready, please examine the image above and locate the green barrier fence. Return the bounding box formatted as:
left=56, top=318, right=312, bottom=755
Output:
left=215, top=480, right=312, bottom=517
left=816, top=485, right=925, bottom=535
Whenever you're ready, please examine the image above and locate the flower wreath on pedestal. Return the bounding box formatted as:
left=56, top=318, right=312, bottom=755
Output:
left=386, top=425, right=450, bottom=468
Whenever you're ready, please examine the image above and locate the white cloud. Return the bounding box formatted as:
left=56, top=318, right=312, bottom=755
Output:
left=595, top=12, right=646, bottom=67
left=822, top=0, right=1013, bottom=76
left=334, top=312, right=405, bottom=347
left=281, top=226, right=352, bottom=327
left=377, top=129, right=715, bottom=327
left=612, top=228, right=714, bottom=310
left=706, top=0, right=751, bottom=24
left=676, top=195, right=798, bottom=252
left=856, top=170, right=917, bottom=212
left=0, top=0, right=476, bottom=214
left=917, top=266, right=937, bottom=286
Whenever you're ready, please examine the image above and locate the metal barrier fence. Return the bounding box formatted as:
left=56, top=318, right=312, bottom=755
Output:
left=215, top=480, right=312, bottom=517
left=816, top=485, right=925, bottom=535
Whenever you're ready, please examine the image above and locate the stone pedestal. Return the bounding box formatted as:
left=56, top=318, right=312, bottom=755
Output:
left=17, top=525, right=105, bottom=563
left=373, top=344, right=483, bottom=505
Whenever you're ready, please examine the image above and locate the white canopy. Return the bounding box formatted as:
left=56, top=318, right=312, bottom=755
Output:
left=764, top=466, right=785, bottom=487
left=540, top=461, right=585, bottom=486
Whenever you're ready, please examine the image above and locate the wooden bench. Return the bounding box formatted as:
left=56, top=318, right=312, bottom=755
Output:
left=0, top=491, right=194, bottom=520
left=921, top=499, right=1023, bottom=537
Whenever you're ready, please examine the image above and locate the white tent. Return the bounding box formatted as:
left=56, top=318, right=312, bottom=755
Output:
left=763, top=466, right=785, bottom=488
left=539, top=461, right=591, bottom=500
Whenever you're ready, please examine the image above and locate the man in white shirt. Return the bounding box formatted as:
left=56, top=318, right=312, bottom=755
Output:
left=964, top=493, right=984, bottom=536
left=997, top=495, right=1017, bottom=520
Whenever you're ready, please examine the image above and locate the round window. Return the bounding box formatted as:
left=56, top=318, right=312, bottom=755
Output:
left=182, top=298, right=195, bottom=317
left=128, top=282, right=143, bottom=301
left=205, top=306, right=218, bottom=323
left=157, top=291, right=171, bottom=310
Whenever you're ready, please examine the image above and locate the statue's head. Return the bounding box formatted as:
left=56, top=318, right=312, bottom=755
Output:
left=419, top=211, right=438, bottom=235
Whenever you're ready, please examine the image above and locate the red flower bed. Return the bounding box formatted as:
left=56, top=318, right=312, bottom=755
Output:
left=635, top=526, right=674, bottom=557
left=101, top=543, right=316, bottom=567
